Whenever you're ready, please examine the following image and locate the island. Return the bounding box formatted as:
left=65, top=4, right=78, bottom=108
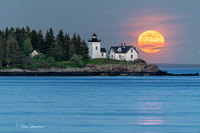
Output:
left=0, top=26, right=198, bottom=76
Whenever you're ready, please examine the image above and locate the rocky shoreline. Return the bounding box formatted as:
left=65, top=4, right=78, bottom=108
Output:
left=0, top=64, right=198, bottom=76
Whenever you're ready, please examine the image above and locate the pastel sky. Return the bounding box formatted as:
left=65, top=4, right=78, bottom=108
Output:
left=0, top=0, right=200, bottom=64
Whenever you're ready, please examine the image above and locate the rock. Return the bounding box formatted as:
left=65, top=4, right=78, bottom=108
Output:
left=143, top=65, right=159, bottom=72
left=0, top=64, right=161, bottom=74
left=112, top=65, right=127, bottom=72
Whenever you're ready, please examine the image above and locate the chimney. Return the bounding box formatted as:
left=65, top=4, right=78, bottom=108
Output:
left=121, top=43, right=123, bottom=47
left=124, top=43, right=126, bottom=47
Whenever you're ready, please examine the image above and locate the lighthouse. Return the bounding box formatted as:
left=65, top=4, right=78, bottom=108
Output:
left=88, top=33, right=106, bottom=58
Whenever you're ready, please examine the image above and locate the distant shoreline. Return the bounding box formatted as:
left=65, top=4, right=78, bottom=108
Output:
left=153, top=63, right=200, bottom=68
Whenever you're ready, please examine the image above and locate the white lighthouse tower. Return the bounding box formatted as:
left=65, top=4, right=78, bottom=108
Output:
left=88, top=33, right=102, bottom=58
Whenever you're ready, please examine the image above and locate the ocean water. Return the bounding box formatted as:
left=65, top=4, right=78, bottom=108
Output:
left=161, top=68, right=200, bottom=74
left=1, top=76, right=200, bottom=133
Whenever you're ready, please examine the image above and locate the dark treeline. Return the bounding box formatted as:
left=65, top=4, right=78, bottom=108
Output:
left=0, top=26, right=89, bottom=68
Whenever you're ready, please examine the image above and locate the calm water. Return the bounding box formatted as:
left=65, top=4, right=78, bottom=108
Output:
left=1, top=76, right=200, bottom=133
left=161, top=68, right=200, bottom=74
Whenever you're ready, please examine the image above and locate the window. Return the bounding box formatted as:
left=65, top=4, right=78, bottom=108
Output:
left=131, top=49, right=133, bottom=53
left=131, top=54, right=133, bottom=58
left=111, top=55, right=113, bottom=58
left=102, top=53, right=104, bottom=57
left=118, top=48, right=121, bottom=52
left=96, top=46, right=98, bottom=50
left=119, top=55, right=121, bottom=58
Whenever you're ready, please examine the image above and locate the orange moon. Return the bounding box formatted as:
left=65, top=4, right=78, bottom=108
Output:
left=138, top=30, right=165, bottom=53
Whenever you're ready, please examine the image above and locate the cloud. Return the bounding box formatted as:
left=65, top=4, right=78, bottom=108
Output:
left=140, top=45, right=164, bottom=49
left=122, top=15, right=181, bottom=36
left=123, top=15, right=179, bottom=27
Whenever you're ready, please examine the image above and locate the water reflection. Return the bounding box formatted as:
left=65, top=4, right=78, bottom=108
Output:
left=137, top=98, right=163, bottom=125
left=138, top=117, right=163, bottom=125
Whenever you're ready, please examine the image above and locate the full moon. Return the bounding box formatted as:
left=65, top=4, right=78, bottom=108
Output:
left=138, top=30, right=165, bottom=53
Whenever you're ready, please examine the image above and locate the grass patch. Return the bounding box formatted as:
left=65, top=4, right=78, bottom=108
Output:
left=3, top=57, right=146, bottom=69
left=84, top=58, right=136, bottom=65
left=54, top=61, right=73, bottom=68
left=0, top=66, right=9, bottom=70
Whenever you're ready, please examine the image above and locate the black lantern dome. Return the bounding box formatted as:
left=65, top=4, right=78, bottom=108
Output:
left=88, top=33, right=101, bottom=42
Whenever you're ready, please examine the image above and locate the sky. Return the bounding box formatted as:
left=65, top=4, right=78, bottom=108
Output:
left=0, top=0, right=200, bottom=64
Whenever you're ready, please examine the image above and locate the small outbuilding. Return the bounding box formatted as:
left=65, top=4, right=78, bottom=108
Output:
left=100, top=48, right=107, bottom=58
left=29, top=50, right=41, bottom=58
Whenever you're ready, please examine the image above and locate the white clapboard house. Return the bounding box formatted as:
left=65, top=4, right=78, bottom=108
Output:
left=108, top=43, right=138, bottom=61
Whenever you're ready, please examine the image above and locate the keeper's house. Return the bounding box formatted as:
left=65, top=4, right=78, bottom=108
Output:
left=108, top=43, right=138, bottom=61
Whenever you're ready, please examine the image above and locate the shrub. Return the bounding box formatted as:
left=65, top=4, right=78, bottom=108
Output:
left=28, top=57, right=51, bottom=69
left=28, top=64, right=36, bottom=69
left=54, top=61, right=68, bottom=68
left=33, top=54, right=45, bottom=59
left=69, top=54, right=85, bottom=68
left=46, top=57, right=56, bottom=64
left=133, top=59, right=147, bottom=64
left=34, top=60, right=51, bottom=69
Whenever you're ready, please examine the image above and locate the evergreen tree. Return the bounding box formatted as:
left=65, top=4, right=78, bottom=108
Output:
left=75, top=35, right=82, bottom=55
left=30, top=30, right=38, bottom=50
left=36, top=30, right=44, bottom=52
left=18, top=27, right=27, bottom=47
left=21, top=37, right=33, bottom=56
left=15, top=27, right=21, bottom=44
left=44, top=28, right=55, bottom=57
left=49, top=28, right=54, bottom=41
left=0, top=36, right=5, bottom=67
left=47, top=44, right=55, bottom=58
left=5, top=39, right=11, bottom=66
left=71, top=34, right=78, bottom=54
left=71, top=34, right=82, bottom=55
left=1, top=33, right=6, bottom=61
left=69, top=42, right=75, bottom=59
left=54, top=43, right=66, bottom=61
left=57, top=30, right=65, bottom=44
left=71, top=33, right=77, bottom=44
left=0, top=30, right=4, bottom=38
left=54, top=30, right=66, bottom=61
left=5, top=27, right=9, bottom=39
left=26, top=26, right=31, bottom=38
left=43, top=30, right=50, bottom=54
left=80, top=40, right=89, bottom=60
left=7, top=32, right=25, bottom=68
left=63, top=33, right=70, bottom=60
left=9, top=27, right=15, bottom=33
